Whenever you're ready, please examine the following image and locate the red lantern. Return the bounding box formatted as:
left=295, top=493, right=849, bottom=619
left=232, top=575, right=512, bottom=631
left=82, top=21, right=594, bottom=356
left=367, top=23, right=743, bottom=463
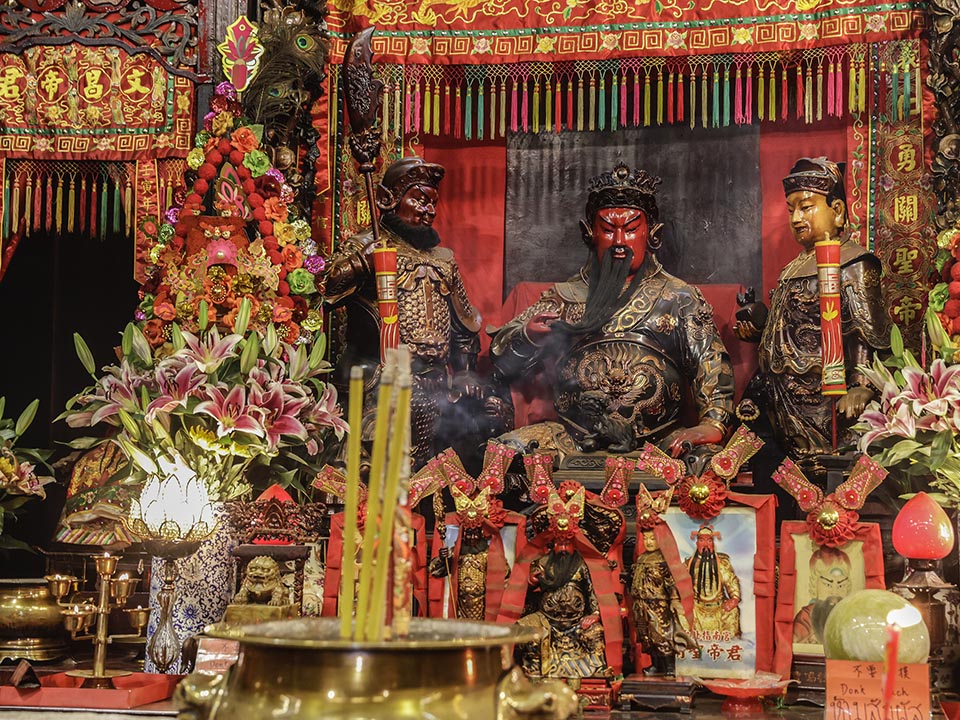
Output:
left=892, top=492, right=955, bottom=560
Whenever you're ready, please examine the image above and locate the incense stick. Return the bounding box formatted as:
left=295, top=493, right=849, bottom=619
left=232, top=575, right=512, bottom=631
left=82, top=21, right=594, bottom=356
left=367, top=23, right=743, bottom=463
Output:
left=339, top=366, right=364, bottom=640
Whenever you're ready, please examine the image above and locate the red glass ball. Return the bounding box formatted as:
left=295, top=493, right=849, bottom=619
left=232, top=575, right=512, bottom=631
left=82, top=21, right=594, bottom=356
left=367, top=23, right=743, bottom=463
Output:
left=892, top=492, right=956, bottom=560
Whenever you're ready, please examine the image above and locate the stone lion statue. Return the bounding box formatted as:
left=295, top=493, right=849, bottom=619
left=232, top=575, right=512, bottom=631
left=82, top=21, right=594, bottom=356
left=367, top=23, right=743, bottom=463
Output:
left=234, top=556, right=287, bottom=606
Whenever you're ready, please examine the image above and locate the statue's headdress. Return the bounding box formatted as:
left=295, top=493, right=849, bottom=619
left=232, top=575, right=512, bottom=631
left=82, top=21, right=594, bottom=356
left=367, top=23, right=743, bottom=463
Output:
left=782, top=156, right=846, bottom=205
left=375, top=156, right=445, bottom=211
left=584, top=161, right=662, bottom=225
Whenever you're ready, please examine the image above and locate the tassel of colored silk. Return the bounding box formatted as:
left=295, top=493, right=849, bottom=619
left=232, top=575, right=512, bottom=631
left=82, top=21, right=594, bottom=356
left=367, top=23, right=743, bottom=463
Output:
left=835, top=60, right=844, bottom=117
left=644, top=71, right=651, bottom=127
left=598, top=72, right=606, bottom=131
left=667, top=71, right=674, bottom=124
left=588, top=75, right=596, bottom=131
left=576, top=76, right=584, bottom=130
left=724, top=67, right=732, bottom=126
left=712, top=67, right=720, bottom=127
left=733, top=65, right=743, bottom=125
left=805, top=64, right=813, bottom=123
left=531, top=76, right=540, bottom=133
left=99, top=179, right=108, bottom=240
left=619, top=71, right=627, bottom=129
left=490, top=79, right=497, bottom=140
left=477, top=82, right=485, bottom=140
left=11, top=175, right=19, bottom=240
left=656, top=69, right=663, bottom=125
left=797, top=64, right=804, bottom=120
left=891, top=65, right=900, bottom=121
left=79, top=177, right=87, bottom=234
left=510, top=78, right=518, bottom=133
left=455, top=86, right=463, bottom=139
left=745, top=66, right=753, bottom=124
left=858, top=61, right=866, bottom=112
left=781, top=65, right=789, bottom=120
left=677, top=71, right=684, bottom=123
left=816, top=60, right=823, bottom=121
left=849, top=59, right=857, bottom=115
left=113, top=180, right=121, bottom=235
left=689, top=68, right=696, bottom=129
left=523, top=77, right=531, bottom=132
left=404, top=84, right=412, bottom=134
left=466, top=82, right=474, bottom=139
left=700, top=68, right=707, bottom=129
left=565, top=77, right=574, bottom=131
left=2, top=181, right=8, bottom=241
left=757, top=65, right=765, bottom=122
left=45, top=175, right=53, bottom=233
left=433, top=82, right=441, bottom=135
left=903, top=66, right=912, bottom=118
left=124, top=180, right=133, bottom=237
left=23, top=177, right=32, bottom=238
left=413, top=80, right=422, bottom=134
left=555, top=77, right=562, bottom=132
left=33, top=174, right=42, bottom=234
left=89, top=178, right=97, bottom=239
left=424, top=82, right=432, bottom=135
left=632, top=70, right=640, bottom=127
left=68, top=176, right=76, bottom=233
left=500, top=79, right=507, bottom=136
left=768, top=65, right=776, bottom=121
left=609, top=71, right=618, bottom=130
left=55, top=175, right=63, bottom=234
left=827, top=59, right=835, bottom=117
left=381, top=85, right=391, bottom=145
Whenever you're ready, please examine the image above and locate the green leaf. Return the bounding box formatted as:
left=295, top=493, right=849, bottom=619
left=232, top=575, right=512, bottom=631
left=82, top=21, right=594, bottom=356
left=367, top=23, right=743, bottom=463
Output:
left=240, top=333, right=260, bottom=374
left=248, top=124, right=265, bottom=142
left=886, top=439, right=924, bottom=465
left=171, top=323, right=186, bottom=351
left=929, top=429, right=954, bottom=470
left=117, top=409, right=141, bottom=442
left=130, top=325, right=153, bottom=368
left=308, top=332, right=327, bottom=370
left=62, top=436, right=102, bottom=450
left=117, top=438, right=157, bottom=476
left=13, top=399, right=39, bottom=439
left=0, top=535, right=35, bottom=553
left=121, top=324, right=134, bottom=359
left=0, top=396, right=6, bottom=421
left=198, top=300, right=209, bottom=332
left=234, top=298, right=252, bottom=337
left=73, top=333, right=97, bottom=376
left=264, top=323, right=279, bottom=356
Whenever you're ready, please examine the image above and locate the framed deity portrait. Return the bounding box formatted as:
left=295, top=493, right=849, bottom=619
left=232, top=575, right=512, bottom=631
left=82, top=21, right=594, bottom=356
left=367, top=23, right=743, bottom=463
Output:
left=660, top=493, right=776, bottom=679
left=773, top=521, right=885, bottom=676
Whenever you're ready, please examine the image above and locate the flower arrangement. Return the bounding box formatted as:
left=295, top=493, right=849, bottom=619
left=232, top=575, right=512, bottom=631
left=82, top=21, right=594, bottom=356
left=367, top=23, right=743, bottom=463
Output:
left=136, top=81, right=326, bottom=346
left=929, top=224, right=960, bottom=347
left=853, top=308, right=960, bottom=508
left=0, top=398, right=53, bottom=551
left=63, top=310, right=347, bottom=502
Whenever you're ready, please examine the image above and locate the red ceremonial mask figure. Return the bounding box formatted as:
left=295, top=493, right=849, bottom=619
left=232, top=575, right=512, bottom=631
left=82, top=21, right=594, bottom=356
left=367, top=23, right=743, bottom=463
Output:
left=425, top=442, right=525, bottom=621
left=498, top=458, right=626, bottom=679
left=313, top=465, right=427, bottom=617
left=773, top=454, right=886, bottom=547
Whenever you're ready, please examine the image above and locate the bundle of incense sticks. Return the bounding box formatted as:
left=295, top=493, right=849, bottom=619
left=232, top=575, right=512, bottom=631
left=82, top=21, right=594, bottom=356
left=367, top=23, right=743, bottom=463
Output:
left=339, top=347, right=413, bottom=641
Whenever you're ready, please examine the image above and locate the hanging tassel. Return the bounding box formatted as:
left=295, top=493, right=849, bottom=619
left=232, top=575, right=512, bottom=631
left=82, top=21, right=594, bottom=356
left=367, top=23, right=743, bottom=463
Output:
left=404, top=81, right=413, bottom=134
left=834, top=57, right=843, bottom=117
left=827, top=59, right=835, bottom=117
left=656, top=69, right=664, bottom=126
left=805, top=63, right=813, bottom=123
left=619, top=69, right=627, bottom=129
left=712, top=66, right=720, bottom=127
left=124, top=179, right=133, bottom=237
left=667, top=71, right=674, bottom=124
left=588, top=75, right=596, bottom=131
left=2, top=178, right=8, bottom=242
left=23, top=177, right=32, bottom=238
left=523, top=77, right=531, bottom=132
left=688, top=67, right=696, bottom=129
left=878, top=59, right=887, bottom=120
left=610, top=69, right=619, bottom=130
left=781, top=65, right=788, bottom=120
left=700, top=66, right=707, bottom=129
left=576, top=75, right=584, bottom=131
left=394, top=80, right=402, bottom=137
left=724, top=66, right=731, bottom=127
left=465, top=82, right=474, bottom=139
left=510, top=77, right=519, bottom=133
left=500, top=78, right=508, bottom=136
left=381, top=84, right=391, bottom=145
left=444, top=84, right=452, bottom=136
left=44, top=175, right=53, bottom=233
left=565, top=77, right=574, bottom=131
left=424, top=81, right=432, bottom=135
left=79, top=177, right=87, bottom=234
left=735, top=66, right=743, bottom=124
left=891, top=64, right=901, bottom=121
left=477, top=81, right=485, bottom=140
left=455, top=85, right=463, bottom=139
left=89, top=178, right=97, bottom=239
left=797, top=63, right=804, bottom=119
left=11, top=174, right=20, bottom=239
left=643, top=70, right=651, bottom=127
left=848, top=57, right=857, bottom=114
left=745, top=65, right=753, bottom=124
left=413, top=78, right=422, bottom=134
left=757, top=65, right=765, bottom=122
left=857, top=59, right=866, bottom=112
left=677, top=70, right=685, bottom=123
left=815, top=59, right=823, bottom=121
left=99, top=179, right=108, bottom=240
left=531, top=76, right=540, bottom=133
left=33, top=174, right=42, bottom=234
left=554, top=76, right=562, bottom=133
left=598, top=71, right=606, bottom=131
left=768, top=65, right=776, bottom=122
left=68, top=176, right=76, bottom=233
left=55, top=174, right=64, bottom=235
left=433, top=80, right=441, bottom=136
left=490, top=78, right=498, bottom=140
left=112, top=179, right=121, bottom=235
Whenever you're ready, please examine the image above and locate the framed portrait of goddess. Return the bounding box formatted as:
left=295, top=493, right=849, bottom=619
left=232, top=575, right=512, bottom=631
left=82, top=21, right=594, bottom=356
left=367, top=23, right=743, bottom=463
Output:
left=773, top=521, right=885, bottom=677
left=660, top=493, right=776, bottom=679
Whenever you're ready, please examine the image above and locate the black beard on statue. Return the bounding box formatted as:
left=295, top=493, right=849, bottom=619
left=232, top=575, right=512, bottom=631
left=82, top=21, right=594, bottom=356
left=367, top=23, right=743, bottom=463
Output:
left=381, top=211, right=441, bottom=250
left=690, top=547, right=720, bottom=599
left=553, top=245, right=645, bottom=336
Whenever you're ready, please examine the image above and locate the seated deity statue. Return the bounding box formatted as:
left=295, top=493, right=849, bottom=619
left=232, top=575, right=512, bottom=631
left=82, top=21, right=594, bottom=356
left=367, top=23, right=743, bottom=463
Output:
left=735, top=157, right=889, bottom=473
left=489, top=162, right=735, bottom=468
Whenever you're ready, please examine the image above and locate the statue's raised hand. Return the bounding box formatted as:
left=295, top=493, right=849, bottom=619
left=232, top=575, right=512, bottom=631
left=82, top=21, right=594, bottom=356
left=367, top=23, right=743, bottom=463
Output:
left=525, top=312, right=560, bottom=344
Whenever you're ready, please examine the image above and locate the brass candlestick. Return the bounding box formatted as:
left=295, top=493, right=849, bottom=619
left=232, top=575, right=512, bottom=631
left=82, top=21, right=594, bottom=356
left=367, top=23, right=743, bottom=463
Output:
left=46, top=554, right=150, bottom=689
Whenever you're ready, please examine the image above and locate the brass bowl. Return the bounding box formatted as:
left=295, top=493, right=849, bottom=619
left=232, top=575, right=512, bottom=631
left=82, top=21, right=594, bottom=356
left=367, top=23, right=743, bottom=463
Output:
left=177, top=617, right=579, bottom=719
left=0, top=580, right=68, bottom=662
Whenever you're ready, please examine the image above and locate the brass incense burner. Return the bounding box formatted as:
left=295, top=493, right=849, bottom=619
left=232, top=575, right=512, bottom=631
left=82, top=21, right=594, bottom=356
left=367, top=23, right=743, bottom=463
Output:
left=0, top=580, right=67, bottom=662
left=175, top=617, right=581, bottom=719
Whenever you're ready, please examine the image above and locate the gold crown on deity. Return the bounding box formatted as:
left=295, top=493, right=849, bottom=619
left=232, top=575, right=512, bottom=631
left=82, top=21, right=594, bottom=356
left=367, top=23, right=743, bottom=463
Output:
left=585, top=161, right=661, bottom=223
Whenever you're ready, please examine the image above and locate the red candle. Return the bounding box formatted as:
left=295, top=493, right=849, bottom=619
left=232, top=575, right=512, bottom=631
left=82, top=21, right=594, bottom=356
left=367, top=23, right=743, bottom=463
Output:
left=882, top=622, right=901, bottom=720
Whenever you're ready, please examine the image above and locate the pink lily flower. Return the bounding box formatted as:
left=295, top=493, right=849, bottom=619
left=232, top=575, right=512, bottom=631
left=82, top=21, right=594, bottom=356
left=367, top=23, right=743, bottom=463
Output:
left=195, top=385, right=265, bottom=438
left=180, top=329, right=242, bottom=374
left=247, top=382, right=309, bottom=451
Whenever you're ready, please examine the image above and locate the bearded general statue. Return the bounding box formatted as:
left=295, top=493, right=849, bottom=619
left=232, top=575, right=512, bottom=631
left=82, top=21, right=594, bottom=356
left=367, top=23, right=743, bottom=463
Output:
left=490, top=162, right=735, bottom=467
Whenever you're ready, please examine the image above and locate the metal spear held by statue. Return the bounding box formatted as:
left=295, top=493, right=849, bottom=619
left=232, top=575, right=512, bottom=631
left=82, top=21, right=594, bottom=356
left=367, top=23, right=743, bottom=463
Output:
left=342, top=27, right=399, bottom=362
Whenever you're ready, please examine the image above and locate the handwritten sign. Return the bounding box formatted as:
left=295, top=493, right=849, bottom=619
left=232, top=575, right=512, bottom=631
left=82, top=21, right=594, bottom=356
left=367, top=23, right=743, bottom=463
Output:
left=826, top=660, right=929, bottom=720
left=194, top=637, right=240, bottom=675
